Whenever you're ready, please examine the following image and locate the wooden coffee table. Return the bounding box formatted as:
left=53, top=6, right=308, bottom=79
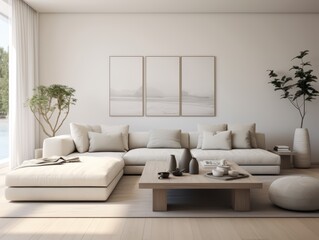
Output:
left=139, top=160, right=262, bottom=212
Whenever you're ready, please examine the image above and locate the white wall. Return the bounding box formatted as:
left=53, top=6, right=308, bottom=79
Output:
left=39, top=13, right=319, bottom=162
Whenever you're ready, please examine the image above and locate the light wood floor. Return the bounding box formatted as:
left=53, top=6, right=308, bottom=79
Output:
left=1, top=218, right=319, bottom=240
left=1, top=164, right=319, bottom=240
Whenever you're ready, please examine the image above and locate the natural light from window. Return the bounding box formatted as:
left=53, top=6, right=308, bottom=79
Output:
left=0, top=1, right=9, bottom=164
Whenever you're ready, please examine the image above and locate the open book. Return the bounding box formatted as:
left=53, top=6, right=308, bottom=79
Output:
left=41, top=156, right=80, bottom=163
left=17, top=156, right=80, bottom=169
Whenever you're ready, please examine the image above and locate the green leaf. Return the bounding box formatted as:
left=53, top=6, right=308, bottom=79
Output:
left=301, top=61, right=311, bottom=66
left=26, top=84, right=77, bottom=137
left=292, top=50, right=309, bottom=60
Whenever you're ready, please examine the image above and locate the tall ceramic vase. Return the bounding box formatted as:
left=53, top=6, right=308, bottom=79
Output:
left=189, top=157, right=199, bottom=174
left=179, top=149, right=192, bottom=173
left=168, top=155, right=177, bottom=172
left=293, top=128, right=311, bottom=168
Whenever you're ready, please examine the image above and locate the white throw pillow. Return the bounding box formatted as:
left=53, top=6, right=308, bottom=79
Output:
left=147, top=129, right=181, bottom=148
left=201, top=131, right=232, bottom=150
left=197, top=124, right=227, bottom=148
left=101, top=125, right=129, bottom=150
left=231, top=130, right=251, bottom=149
left=88, top=132, right=125, bottom=152
left=70, top=123, right=101, bottom=153
left=227, top=123, right=258, bottom=148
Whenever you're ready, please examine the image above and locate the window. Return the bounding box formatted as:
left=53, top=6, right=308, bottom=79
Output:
left=0, top=0, right=9, bottom=163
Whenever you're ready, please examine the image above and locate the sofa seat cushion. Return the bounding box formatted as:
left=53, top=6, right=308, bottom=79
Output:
left=6, top=156, right=124, bottom=187
left=190, top=149, right=280, bottom=166
left=123, top=148, right=185, bottom=166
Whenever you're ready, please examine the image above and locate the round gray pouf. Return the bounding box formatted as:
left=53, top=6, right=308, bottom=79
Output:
left=269, top=175, right=319, bottom=211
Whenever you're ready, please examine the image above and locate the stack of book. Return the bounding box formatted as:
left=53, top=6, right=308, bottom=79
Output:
left=273, top=145, right=291, bottom=152
left=200, top=160, right=220, bottom=168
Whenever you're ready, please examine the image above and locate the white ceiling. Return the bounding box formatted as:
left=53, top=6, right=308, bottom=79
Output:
left=23, top=0, right=319, bottom=13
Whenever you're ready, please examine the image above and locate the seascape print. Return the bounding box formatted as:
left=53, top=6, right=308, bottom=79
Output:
left=109, top=57, right=143, bottom=116
left=146, top=57, right=180, bottom=116
left=181, top=57, right=215, bottom=116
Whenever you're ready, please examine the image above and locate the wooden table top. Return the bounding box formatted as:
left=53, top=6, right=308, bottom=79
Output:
left=139, top=160, right=263, bottom=190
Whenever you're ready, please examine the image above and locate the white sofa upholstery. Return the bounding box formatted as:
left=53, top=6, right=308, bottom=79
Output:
left=5, top=156, right=124, bottom=201
left=41, top=131, right=280, bottom=175
left=5, top=128, right=280, bottom=201
left=6, top=157, right=124, bottom=187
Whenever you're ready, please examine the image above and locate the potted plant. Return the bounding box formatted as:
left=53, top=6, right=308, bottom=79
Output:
left=268, top=50, right=318, bottom=168
left=27, top=84, right=77, bottom=137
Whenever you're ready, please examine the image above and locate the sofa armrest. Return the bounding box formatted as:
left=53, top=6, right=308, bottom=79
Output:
left=43, top=135, right=76, bottom=157
left=255, top=132, right=266, bottom=149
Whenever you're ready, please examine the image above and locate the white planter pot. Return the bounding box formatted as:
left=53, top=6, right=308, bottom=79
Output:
left=293, top=128, right=311, bottom=168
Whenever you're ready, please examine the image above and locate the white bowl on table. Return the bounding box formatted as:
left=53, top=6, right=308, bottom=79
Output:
left=216, top=165, right=230, bottom=175
left=212, top=169, right=224, bottom=177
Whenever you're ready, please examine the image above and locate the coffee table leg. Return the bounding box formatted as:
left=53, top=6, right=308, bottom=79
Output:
left=153, top=189, right=167, bottom=211
left=232, top=189, right=250, bottom=211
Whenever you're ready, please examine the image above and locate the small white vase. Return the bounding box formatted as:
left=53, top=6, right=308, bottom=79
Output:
left=293, top=128, right=311, bottom=168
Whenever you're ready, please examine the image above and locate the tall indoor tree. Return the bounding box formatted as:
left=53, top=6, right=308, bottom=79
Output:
left=268, top=50, right=318, bottom=168
left=268, top=50, right=318, bottom=128
left=26, top=84, right=77, bottom=137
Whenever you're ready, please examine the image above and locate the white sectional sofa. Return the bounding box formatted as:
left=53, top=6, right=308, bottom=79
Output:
left=5, top=123, right=281, bottom=201
left=41, top=131, right=280, bottom=175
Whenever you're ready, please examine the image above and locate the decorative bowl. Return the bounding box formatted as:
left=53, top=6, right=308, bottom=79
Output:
left=212, top=169, right=224, bottom=177
left=158, top=172, right=169, bottom=179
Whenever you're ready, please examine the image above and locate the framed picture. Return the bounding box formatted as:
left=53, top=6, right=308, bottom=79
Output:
left=181, top=56, right=215, bottom=116
left=109, top=56, right=144, bottom=116
left=145, top=56, right=180, bottom=116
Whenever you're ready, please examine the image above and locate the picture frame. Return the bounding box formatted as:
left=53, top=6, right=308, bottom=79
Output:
left=109, top=56, right=144, bottom=116
left=181, top=56, right=215, bottom=116
left=145, top=56, right=180, bottom=116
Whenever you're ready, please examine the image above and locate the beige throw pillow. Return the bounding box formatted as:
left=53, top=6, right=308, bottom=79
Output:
left=231, top=130, right=251, bottom=149
left=197, top=124, right=227, bottom=148
left=227, top=123, right=258, bottom=148
left=147, top=129, right=181, bottom=148
left=101, top=125, right=129, bottom=150
left=201, top=131, right=232, bottom=150
left=88, top=132, right=125, bottom=152
left=70, top=123, right=101, bottom=153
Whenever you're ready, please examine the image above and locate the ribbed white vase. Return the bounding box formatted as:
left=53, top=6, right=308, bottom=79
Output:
left=293, top=128, right=311, bottom=168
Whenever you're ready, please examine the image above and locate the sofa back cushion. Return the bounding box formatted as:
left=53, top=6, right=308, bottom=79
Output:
left=70, top=123, right=101, bottom=153
left=147, top=129, right=182, bottom=148
left=255, top=132, right=266, bottom=149
left=227, top=123, right=258, bottom=148
left=189, top=131, right=266, bottom=149
left=101, top=124, right=129, bottom=150
left=231, top=130, right=251, bottom=149
left=88, top=132, right=125, bottom=152
left=189, top=132, right=200, bottom=149
left=197, top=123, right=227, bottom=148
left=201, top=131, right=232, bottom=150
left=128, top=132, right=149, bottom=149
left=129, top=132, right=189, bottom=149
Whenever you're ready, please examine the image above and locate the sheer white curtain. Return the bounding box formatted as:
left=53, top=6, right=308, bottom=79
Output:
left=9, top=0, right=38, bottom=169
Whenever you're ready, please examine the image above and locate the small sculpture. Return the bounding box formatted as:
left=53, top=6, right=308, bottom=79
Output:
left=189, top=157, right=199, bottom=174
left=179, top=149, right=192, bottom=173
left=172, top=168, right=184, bottom=176
left=168, top=154, right=177, bottom=172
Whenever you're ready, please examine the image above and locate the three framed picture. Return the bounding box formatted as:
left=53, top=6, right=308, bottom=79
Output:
left=109, top=56, right=215, bottom=117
